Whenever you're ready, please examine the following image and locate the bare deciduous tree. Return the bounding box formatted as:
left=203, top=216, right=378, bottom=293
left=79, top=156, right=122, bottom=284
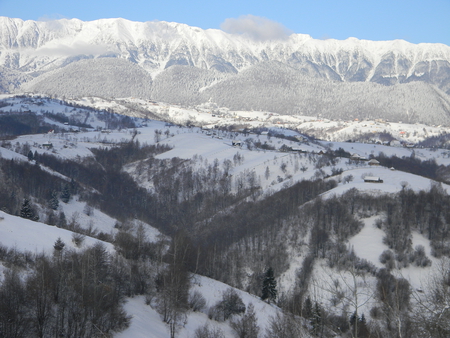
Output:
left=314, top=264, right=375, bottom=338
left=412, top=258, right=450, bottom=337
left=265, top=311, right=308, bottom=338
left=230, top=303, right=259, bottom=338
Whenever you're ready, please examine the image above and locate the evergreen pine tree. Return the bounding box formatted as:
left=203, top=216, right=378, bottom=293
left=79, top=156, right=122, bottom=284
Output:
left=350, top=311, right=358, bottom=328
left=265, top=166, right=270, bottom=180
left=61, top=183, right=71, bottom=203
left=46, top=211, right=56, bottom=226
left=57, top=211, right=67, bottom=228
left=261, top=267, right=277, bottom=303
left=350, top=311, right=371, bottom=338
left=358, top=313, right=370, bottom=338
left=311, top=302, right=323, bottom=336
left=48, top=190, right=59, bottom=210
left=27, top=150, right=34, bottom=161
left=20, top=199, right=39, bottom=221
left=70, top=178, right=78, bottom=195
left=20, top=199, right=32, bottom=218
left=304, top=296, right=313, bottom=319
left=360, top=313, right=366, bottom=324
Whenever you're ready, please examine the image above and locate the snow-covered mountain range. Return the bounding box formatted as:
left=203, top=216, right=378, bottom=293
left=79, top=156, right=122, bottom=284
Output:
left=1, top=17, right=450, bottom=124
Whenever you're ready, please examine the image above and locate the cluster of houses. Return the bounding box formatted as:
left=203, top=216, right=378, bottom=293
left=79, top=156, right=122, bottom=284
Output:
left=354, top=139, right=416, bottom=148
left=227, top=132, right=389, bottom=184
left=350, top=154, right=381, bottom=166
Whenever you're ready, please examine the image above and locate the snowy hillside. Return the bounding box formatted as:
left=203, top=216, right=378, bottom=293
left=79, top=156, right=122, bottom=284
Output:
left=0, top=210, right=282, bottom=338
left=2, top=95, right=450, bottom=337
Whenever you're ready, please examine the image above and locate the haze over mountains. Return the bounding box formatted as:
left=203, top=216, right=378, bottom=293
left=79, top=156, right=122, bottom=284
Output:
left=1, top=17, right=450, bottom=124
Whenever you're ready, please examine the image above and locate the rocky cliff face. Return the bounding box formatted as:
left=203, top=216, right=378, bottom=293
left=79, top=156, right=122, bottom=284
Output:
left=1, top=17, right=450, bottom=123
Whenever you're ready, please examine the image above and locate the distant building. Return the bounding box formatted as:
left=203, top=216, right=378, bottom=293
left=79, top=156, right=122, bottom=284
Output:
left=232, top=140, right=242, bottom=146
left=368, top=159, right=380, bottom=166
left=364, top=176, right=383, bottom=183
left=390, top=140, right=402, bottom=147
left=351, top=153, right=367, bottom=161
left=295, top=135, right=308, bottom=142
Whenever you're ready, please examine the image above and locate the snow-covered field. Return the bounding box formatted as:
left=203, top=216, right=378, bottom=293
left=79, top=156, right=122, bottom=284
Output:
left=0, top=210, right=114, bottom=255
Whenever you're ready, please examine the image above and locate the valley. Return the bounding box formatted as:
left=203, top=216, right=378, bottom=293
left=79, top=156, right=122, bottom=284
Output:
left=1, top=94, right=450, bottom=337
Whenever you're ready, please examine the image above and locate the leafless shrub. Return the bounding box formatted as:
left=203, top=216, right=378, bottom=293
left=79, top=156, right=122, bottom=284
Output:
left=189, top=290, right=206, bottom=312
left=72, top=232, right=86, bottom=247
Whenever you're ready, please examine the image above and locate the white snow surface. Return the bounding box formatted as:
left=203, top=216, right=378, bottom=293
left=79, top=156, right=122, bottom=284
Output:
left=0, top=210, right=114, bottom=255
left=324, top=166, right=450, bottom=198
left=117, top=275, right=280, bottom=338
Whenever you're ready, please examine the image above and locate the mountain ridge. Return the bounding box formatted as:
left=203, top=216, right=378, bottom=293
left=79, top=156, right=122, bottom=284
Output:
left=1, top=17, right=450, bottom=124
left=1, top=16, right=449, bottom=78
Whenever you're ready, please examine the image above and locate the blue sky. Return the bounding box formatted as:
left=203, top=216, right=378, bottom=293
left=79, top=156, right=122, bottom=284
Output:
left=1, top=0, right=449, bottom=46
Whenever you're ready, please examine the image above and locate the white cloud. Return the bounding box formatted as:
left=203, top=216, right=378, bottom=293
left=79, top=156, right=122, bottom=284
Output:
left=220, top=15, right=293, bottom=41
left=37, top=15, right=69, bottom=30
left=32, top=16, right=113, bottom=57
left=38, top=14, right=68, bottom=21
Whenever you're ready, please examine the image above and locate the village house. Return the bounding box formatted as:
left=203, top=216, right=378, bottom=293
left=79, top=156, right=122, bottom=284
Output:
left=368, top=159, right=380, bottom=166
left=350, top=153, right=367, bottom=161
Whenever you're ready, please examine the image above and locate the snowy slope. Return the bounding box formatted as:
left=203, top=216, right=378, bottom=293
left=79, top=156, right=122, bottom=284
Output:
left=0, top=209, right=282, bottom=337
left=0, top=209, right=281, bottom=338
left=0, top=210, right=114, bottom=255
left=117, top=276, right=281, bottom=338
left=2, top=95, right=450, bottom=337
left=322, top=166, right=450, bottom=198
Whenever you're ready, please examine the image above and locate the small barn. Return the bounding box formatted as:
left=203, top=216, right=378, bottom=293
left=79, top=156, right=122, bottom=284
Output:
left=232, top=140, right=242, bottom=146
left=291, top=147, right=307, bottom=153
left=364, top=176, right=383, bottom=183
left=368, top=159, right=380, bottom=166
